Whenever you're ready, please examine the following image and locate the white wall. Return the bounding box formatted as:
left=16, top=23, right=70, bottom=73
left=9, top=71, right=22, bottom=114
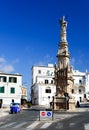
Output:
left=31, top=65, right=56, bottom=106
left=32, top=65, right=54, bottom=84
left=0, top=73, right=22, bottom=106
left=85, top=73, right=89, bottom=93
left=73, top=70, right=85, bottom=85
left=31, top=66, right=89, bottom=105
left=39, top=85, right=56, bottom=106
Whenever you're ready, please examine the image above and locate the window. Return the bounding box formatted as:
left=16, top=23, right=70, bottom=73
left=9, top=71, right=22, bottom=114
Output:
left=48, top=96, right=50, bottom=99
left=0, top=86, right=5, bottom=93
left=51, top=72, right=53, bottom=76
left=71, top=89, right=74, bottom=94
left=38, top=70, right=41, bottom=74
left=79, top=80, right=82, bottom=84
left=45, top=80, right=48, bottom=84
left=47, top=70, right=50, bottom=76
left=10, top=88, right=15, bottom=93
left=45, top=89, right=51, bottom=93
left=0, top=76, right=7, bottom=82
left=9, top=77, right=17, bottom=83
left=51, top=80, right=54, bottom=84
left=84, top=94, right=86, bottom=98
left=79, top=89, right=81, bottom=94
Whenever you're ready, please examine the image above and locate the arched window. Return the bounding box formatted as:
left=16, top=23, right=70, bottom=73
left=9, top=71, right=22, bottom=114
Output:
left=45, top=80, right=48, bottom=84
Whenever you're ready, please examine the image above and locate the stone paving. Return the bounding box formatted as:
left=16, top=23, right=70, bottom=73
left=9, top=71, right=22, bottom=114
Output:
left=0, top=103, right=89, bottom=118
left=0, top=107, right=10, bottom=117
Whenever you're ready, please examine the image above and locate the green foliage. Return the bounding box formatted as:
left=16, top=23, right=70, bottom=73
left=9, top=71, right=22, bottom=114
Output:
left=27, top=101, right=32, bottom=108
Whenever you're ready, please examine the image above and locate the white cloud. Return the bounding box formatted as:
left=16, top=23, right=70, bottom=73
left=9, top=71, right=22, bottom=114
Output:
left=35, top=54, right=54, bottom=66
left=0, top=65, right=15, bottom=73
left=0, top=57, right=6, bottom=63
left=0, top=57, right=15, bottom=73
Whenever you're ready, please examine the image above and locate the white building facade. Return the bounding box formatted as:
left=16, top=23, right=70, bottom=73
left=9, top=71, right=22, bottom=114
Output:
left=31, top=64, right=56, bottom=106
left=85, top=72, right=89, bottom=100
left=0, top=72, right=22, bottom=107
left=31, top=64, right=89, bottom=106
left=72, top=70, right=86, bottom=102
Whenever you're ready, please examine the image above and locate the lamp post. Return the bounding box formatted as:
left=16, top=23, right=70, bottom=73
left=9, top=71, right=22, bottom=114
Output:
left=48, top=96, right=50, bottom=108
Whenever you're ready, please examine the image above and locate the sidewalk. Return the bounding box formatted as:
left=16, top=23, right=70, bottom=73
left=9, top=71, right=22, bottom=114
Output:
left=0, top=107, right=10, bottom=118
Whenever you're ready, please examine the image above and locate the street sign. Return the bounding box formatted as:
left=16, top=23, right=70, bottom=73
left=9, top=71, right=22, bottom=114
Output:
left=40, top=111, right=52, bottom=117
left=46, top=111, right=52, bottom=117
left=40, top=111, right=46, bottom=117
left=39, top=110, right=53, bottom=121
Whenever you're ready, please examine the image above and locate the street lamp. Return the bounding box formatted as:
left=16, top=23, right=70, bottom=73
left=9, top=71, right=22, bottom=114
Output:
left=48, top=96, right=50, bottom=108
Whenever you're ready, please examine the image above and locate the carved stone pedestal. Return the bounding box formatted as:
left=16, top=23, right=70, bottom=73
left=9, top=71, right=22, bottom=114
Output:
left=53, top=96, right=68, bottom=110
left=53, top=96, right=75, bottom=110
left=69, top=98, right=76, bottom=110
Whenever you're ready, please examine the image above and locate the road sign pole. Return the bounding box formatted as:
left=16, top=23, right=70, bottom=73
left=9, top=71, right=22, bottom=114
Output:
left=52, top=109, right=54, bottom=120
left=39, top=111, right=40, bottom=121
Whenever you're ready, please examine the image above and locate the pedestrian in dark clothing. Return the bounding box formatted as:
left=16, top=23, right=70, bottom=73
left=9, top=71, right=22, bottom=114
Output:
left=77, top=101, right=80, bottom=107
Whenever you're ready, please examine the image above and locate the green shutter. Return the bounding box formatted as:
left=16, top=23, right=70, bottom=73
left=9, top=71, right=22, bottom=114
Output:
left=0, top=86, right=5, bottom=93
left=11, top=88, right=15, bottom=93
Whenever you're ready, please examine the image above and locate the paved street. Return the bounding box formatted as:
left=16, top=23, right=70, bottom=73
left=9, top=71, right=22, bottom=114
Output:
left=0, top=103, right=89, bottom=130
left=0, top=110, right=89, bottom=130
left=0, top=108, right=76, bottom=130
left=47, top=111, right=89, bottom=130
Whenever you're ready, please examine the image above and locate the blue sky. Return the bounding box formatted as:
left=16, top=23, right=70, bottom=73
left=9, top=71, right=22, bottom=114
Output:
left=0, top=0, right=89, bottom=97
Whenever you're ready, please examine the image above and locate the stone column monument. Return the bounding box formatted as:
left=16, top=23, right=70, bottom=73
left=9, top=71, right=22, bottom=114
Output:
left=53, top=16, right=75, bottom=110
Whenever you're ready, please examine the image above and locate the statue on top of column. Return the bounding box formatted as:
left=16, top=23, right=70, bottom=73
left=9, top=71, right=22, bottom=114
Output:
left=60, top=16, right=67, bottom=33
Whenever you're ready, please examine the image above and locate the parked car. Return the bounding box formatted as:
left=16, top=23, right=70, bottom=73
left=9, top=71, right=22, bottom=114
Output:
left=10, top=103, right=21, bottom=114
